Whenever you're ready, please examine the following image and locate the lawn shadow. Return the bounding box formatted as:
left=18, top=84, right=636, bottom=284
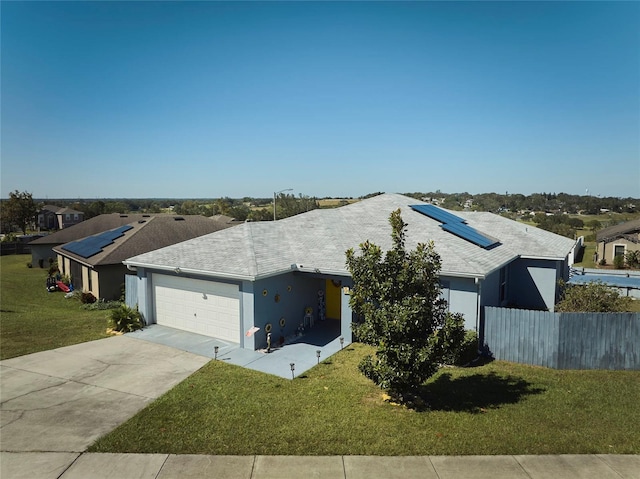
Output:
left=414, top=371, right=546, bottom=413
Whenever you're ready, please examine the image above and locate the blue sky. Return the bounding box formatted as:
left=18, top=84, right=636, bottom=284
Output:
left=2, top=1, right=638, bottom=199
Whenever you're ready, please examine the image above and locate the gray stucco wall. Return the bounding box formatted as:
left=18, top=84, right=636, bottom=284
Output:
left=252, top=272, right=326, bottom=350
left=443, top=276, right=479, bottom=331
left=509, top=258, right=562, bottom=311
left=31, top=244, right=56, bottom=268
left=240, top=280, right=255, bottom=349
left=481, top=268, right=502, bottom=308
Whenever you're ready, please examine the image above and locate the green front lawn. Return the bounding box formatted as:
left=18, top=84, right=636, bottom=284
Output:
left=4, top=253, right=639, bottom=455
left=0, top=254, right=110, bottom=359
left=90, top=343, right=640, bottom=455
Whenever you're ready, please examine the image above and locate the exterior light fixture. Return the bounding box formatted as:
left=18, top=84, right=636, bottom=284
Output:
left=340, top=337, right=344, bottom=349
left=214, top=346, right=219, bottom=360
left=316, top=350, right=321, bottom=364
left=273, top=188, right=293, bottom=221
left=290, top=362, right=295, bottom=379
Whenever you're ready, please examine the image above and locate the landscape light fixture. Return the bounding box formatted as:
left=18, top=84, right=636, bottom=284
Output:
left=316, top=350, right=321, bottom=364
left=340, top=337, right=344, bottom=349
left=273, top=188, right=293, bottom=221
left=214, top=346, right=219, bottom=360
left=290, top=362, right=295, bottom=379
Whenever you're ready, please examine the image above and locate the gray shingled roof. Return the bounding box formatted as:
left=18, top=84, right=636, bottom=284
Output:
left=39, top=205, right=84, bottom=215
left=30, top=213, right=159, bottom=245
left=596, top=219, right=640, bottom=243
left=52, top=215, right=238, bottom=267
left=30, top=213, right=237, bottom=246
left=125, top=193, right=576, bottom=281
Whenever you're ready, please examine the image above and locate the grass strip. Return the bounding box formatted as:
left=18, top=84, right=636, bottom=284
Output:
left=89, top=343, right=640, bottom=455
left=1, top=254, right=110, bottom=359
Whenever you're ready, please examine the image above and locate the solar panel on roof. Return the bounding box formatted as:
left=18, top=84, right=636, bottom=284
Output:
left=410, top=204, right=499, bottom=249
left=410, top=204, right=466, bottom=225
left=62, top=225, right=134, bottom=258
left=441, top=223, right=498, bottom=249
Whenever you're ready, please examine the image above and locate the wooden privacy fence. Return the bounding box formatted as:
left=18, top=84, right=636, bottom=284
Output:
left=0, top=242, right=31, bottom=256
left=484, top=306, right=640, bottom=370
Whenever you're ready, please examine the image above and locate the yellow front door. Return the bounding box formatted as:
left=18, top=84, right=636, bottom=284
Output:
left=325, top=279, right=341, bottom=320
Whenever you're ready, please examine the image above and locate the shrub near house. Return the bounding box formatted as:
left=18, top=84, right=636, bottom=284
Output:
left=108, top=305, right=143, bottom=333
left=556, top=280, right=632, bottom=312
left=346, top=209, right=466, bottom=399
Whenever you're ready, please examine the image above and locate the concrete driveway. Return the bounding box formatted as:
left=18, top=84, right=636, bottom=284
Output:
left=0, top=335, right=210, bottom=453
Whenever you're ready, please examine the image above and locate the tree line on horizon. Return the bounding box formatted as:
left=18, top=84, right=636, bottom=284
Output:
left=1, top=189, right=637, bottom=238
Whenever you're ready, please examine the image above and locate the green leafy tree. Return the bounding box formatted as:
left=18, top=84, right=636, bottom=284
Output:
left=104, top=201, right=128, bottom=214
left=2, top=190, right=37, bottom=234
left=625, top=250, right=639, bottom=269
left=586, top=219, right=602, bottom=233
left=556, top=280, right=632, bottom=312
left=227, top=204, right=250, bottom=221
left=275, top=193, right=319, bottom=220
left=247, top=208, right=272, bottom=222
left=345, top=209, right=465, bottom=398
left=174, top=200, right=212, bottom=216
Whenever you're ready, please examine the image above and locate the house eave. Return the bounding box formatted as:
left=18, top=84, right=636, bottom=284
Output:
left=53, top=247, right=95, bottom=269
left=289, top=264, right=350, bottom=278
left=123, top=260, right=255, bottom=282
left=439, top=269, right=485, bottom=280
left=519, top=254, right=568, bottom=261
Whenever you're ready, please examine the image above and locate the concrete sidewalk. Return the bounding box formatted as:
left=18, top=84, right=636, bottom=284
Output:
left=1, top=452, right=639, bottom=479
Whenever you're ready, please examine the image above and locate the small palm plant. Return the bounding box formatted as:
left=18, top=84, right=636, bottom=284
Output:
left=108, top=305, right=143, bottom=333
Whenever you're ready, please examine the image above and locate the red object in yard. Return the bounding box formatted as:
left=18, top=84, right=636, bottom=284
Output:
left=56, top=281, right=70, bottom=292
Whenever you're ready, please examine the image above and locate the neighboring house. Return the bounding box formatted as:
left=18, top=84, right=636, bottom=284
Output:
left=30, top=213, right=156, bottom=268
left=30, top=213, right=241, bottom=269
left=51, top=215, right=240, bottom=301
left=124, top=193, right=576, bottom=351
left=37, top=205, right=85, bottom=230
left=595, top=219, right=640, bottom=266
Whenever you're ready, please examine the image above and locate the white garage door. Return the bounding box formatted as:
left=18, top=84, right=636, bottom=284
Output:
left=153, top=274, right=240, bottom=342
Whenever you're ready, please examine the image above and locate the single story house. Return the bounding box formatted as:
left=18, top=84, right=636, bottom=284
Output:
left=49, top=214, right=239, bottom=300
left=37, top=205, right=85, bottom=230
left=124, top=193, right=577, bottom=350
left=30, top=213, right=163, bottom=268
left=595, top=219, right=640, bottom=266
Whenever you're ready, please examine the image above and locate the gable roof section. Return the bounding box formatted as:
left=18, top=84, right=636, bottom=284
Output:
left=39, top=205, right=83, bottom=215
left=125, top=193, right=576, bottom=281
left=53, top=215, right=237, bottom=267
left=30, top=213, right=155, bottom=245
left=596, top=219, right=640, bottom=243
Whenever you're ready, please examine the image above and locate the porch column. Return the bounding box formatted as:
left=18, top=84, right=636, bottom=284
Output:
left=340, top=284, right=353, bottom=345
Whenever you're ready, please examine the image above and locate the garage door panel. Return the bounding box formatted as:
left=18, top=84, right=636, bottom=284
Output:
left=153, top=275, right=240, bottom=342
